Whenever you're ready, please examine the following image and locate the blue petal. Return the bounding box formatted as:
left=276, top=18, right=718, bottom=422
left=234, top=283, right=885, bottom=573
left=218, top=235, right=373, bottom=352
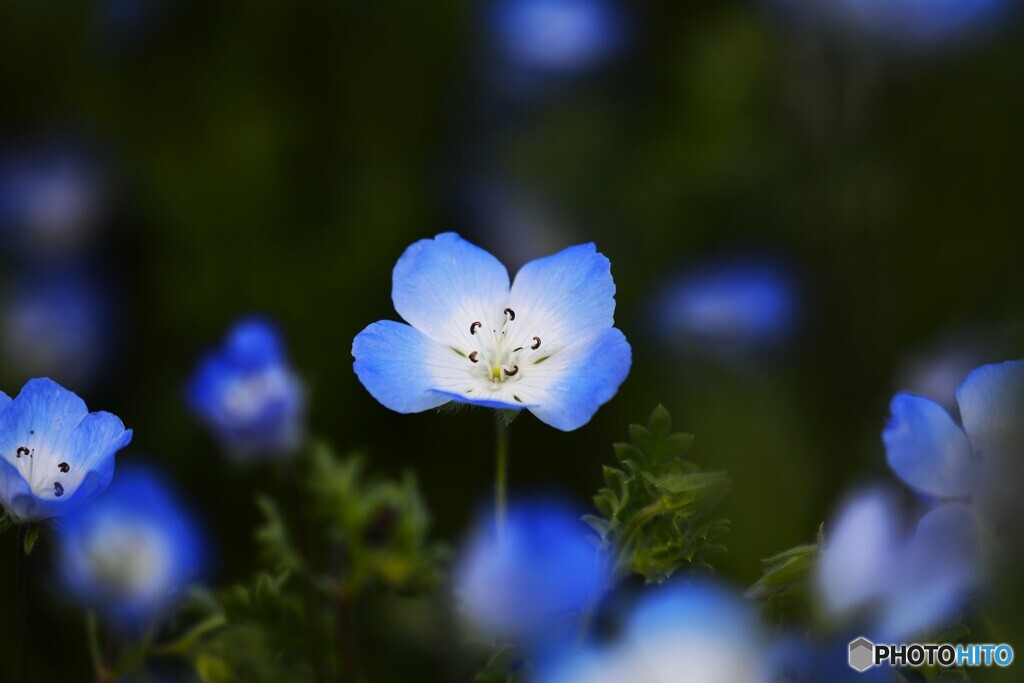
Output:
left=0, top=390, right=10, bottom=411
left=352, top=321, right=456, bottom=414
left=224, top=317, right=286, bottom=369
left=881, top=504, right=978, bottom=640
left=955, top=359, right=1024, bottom=462
left=509, top=243, right=616, bottom=347
left=0, top=377, right=89, bottom=461
left=522, top=327, right=631, bottom=431
left=883, top=393, right=974, bottom=498
left=391, top=233, right=510, bottom=345
left=816, top=489, right=900, bottom=619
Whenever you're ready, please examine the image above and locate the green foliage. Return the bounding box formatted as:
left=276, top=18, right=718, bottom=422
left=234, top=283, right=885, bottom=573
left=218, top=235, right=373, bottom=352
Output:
left=746, top=525, right=822, bottom=624
left=183, top=572, right=316, bottom=683
left=585, top=405, right=730, bottom=584
left=183, top=442, right=445, bottom=682
left=475, top=644, right=529, bottom=683
left=22, top=524, right=40, bottom=556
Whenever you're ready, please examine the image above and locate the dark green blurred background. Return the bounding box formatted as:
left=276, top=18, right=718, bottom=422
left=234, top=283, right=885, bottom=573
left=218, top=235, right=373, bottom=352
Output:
left=1, top=0, right=1022, bottom=680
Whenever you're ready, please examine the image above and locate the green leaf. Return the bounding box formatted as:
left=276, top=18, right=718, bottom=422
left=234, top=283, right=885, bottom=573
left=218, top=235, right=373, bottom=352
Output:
left=23, top=524, right=40, bottom=556
left=589, top=405, right=730, bottom=584
left=746, top=525, right=823, bottom=623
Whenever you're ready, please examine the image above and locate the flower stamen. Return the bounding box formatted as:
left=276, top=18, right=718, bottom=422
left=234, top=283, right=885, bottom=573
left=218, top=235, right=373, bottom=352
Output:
left=54, top=482, right=64, bottom=497
left=531, top=336, right=542, bottom=350
left=470, top=321, right=482, bottom=335
left=59, top=462, right=70, bottom=473
left=469, top=351, right=479, bottom=363
left=504, top=365, right=519, bottom=377
left=504, top=308, right=516, bottom=321
left=16, top=446, right=29, bottom=459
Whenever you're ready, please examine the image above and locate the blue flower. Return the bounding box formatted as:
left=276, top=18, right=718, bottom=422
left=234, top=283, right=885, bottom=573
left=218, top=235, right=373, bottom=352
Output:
left=454, top=500, right=609, bottom=640
left=188, top=318, right=306, bottom=460
left=352, top=233, right=631, bottom=431
left=815, top=489, right=978, bottom=640
left=488, top=0, right=626, bottom=74
left=55, top=465, right=205, bottom=629
left=0, top=271, right=111, bottom=389
left=884, top=360, right=1023, bottom=518
left=541, top=582, right=769, bottom=683
left=655, top=258, right=797, bottom=356
left=0, top=378, right=132, bottom=522
left=0, top=145, right=103, bottom=258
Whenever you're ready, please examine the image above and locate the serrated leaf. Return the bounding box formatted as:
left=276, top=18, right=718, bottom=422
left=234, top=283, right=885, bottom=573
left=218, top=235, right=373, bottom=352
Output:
left=589, top=406, right=730, bottom=584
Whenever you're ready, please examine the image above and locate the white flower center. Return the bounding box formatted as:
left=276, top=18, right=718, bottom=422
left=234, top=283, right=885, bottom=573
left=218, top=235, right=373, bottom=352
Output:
left=459, top=307, right=548, bottom=398
left=12, top=439, right=74, bottom=499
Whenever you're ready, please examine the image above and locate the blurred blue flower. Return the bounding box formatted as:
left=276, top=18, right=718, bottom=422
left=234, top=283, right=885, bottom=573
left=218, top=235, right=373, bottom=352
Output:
left=353, top=233, right=631, bottom=431
left=488, top=0, right=625, bottom=74
left=541, top=581, right=769, bottom=683
left=0, top=146, right=103, bottom=258
left=0, top=378, right=132, bottom=522
left=833, top=0, right=1005, bottom=43
left=0, top=271, right=111, bottom=389
left=656, top=259, right=798, bottom=355
left=455, top=499, right=609, bottom=640
left=885, top=360, right=1023, bottom=518
left=56, top=465, right=204, bottom=629
left=188, top=318, right=306, bottom=460
left=816, top=489, right=979, bottom=640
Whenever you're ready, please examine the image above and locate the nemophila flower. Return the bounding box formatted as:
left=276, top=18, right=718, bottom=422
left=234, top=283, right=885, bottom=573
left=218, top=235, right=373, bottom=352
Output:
left=55, top=466, right=204, bottom=629
left=488, top=0, right=626, bottom=74
left=833, top=0, right=1004, bottom=43
left=884, top=360, right=1024, bottom=522
left=352, top=233, right=631, bottom=431
left=0, top=145, right=103, bottom=257
left=455, top=500, right=609, bottom=640
left=541, top=582, right=769, bottom=683
left=0, top=271, right=111, bottom=389
left=655, top=259, right=797, bottom=357
left=0, top=378, right=132, bottom=522
left=188, top=318, right=306, bottom=460
left=815, top=489, right=978, bottom=640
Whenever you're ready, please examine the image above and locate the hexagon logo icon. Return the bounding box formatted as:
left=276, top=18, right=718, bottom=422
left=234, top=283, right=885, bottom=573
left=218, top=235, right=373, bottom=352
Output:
left=848, top=637, right=875, bottom=672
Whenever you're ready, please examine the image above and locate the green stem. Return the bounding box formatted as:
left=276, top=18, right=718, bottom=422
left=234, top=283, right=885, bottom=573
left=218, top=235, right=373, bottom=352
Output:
left=494, top=418, right=509, bottom=536
left=16, top=525, right=30, bottom=683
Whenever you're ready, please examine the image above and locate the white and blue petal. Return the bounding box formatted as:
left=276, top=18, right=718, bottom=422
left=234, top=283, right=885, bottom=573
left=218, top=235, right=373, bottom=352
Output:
left=353, top=321, right=470, bottom=413
left=883, top=393, right=974, bottom=499
left=880, top=504, right=978, bottom=640
left=392, top=232, right=510, bottom=347
left=955, top=359, right=1024, bottom=462
left=512, top=327, right=631, bottom=431
left=816, top=489, right=900, bottom=619
left=508, top=243, right=616, bottom=352
left=0, top=378, right=130, bottom=521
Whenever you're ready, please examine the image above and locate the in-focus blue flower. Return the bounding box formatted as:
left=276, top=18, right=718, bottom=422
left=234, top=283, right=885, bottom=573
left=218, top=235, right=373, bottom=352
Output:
left=541, top=581, right=769, bottom=683
left=0, top=146, right=103, bottom=258
left=455, top=500, right=609, bottom=640
left=488, top=0, right=626, bottom=74
left=656, top=259, right=797, bottom=357
left=0, top=378, right=132, bottom=522
left=884, top=360, right=1023, bottom=519
left=0, top=271, right=111, bottom=389
left=353, top=233, right=631, bottom=431
left=188, top=318, right=306, bottom=460
left=815, top=489, right=978, bottom=640
left=55, top=465, right=204, bottom=629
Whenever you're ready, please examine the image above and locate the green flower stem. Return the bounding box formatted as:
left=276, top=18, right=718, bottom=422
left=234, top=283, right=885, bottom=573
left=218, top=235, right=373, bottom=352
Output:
left=16, top=525, right=30, bottom=683
left=495, top=418, right=510, bottom=536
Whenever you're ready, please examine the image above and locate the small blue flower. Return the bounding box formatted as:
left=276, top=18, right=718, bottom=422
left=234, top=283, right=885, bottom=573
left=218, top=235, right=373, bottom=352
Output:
left=656, top=259, right=797, bottom=355
left=488, top=0, right=626, bottom=74
left=353, top=233, right=631, bottom=431
left=188, top=318, right=306, bottom=460
left=0, top=271, right=111, bottom=389
left=0, top=145, right=103, bottom=257
left=55, top=465, right=205, bottom=629
left=815, top=489, right=978, bottom=640
left=833, top=0, right=1005, bottom=43
left=884, top=360, right=1023, bottom=514
left=0, top=378, right=132, bottom=522
left=541, top=582, right=769, bottom=683
left=455, top=500, right=609, bottom=640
